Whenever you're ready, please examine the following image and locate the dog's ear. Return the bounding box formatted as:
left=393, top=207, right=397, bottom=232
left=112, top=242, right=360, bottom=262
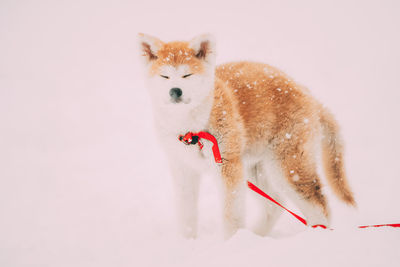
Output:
left=138, top=33, right=163, bottom=64
left=189, top=34, right=216, bottom=64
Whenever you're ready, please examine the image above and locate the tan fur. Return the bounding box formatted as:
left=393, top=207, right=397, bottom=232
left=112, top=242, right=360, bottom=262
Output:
left=211, top=62, right=355, bottom=216
left=141, top=37, right=355, bottom=232
left=207, top=79, right=245, bottom=226
left=320, top=108, right=356, bottom=206
left=150, top=42, right=205, bottom=75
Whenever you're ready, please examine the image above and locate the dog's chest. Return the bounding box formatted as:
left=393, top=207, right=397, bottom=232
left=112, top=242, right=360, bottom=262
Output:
left=154, top=111, right=218, bottom=170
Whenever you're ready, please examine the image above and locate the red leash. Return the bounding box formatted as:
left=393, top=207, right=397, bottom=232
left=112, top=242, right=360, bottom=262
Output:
left=247, top=180, right=307, bottom=226
left=179, top=131, right=400, bottom=230
left=248, top=180, right=400, bottom=229
left=358, top=224, right=400, bottom=229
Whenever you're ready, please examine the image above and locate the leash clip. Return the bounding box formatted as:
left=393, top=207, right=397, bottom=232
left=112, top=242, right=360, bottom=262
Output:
left=178, top=132, right=200, bottom=146
left=178, top=131, right=222, bottom=164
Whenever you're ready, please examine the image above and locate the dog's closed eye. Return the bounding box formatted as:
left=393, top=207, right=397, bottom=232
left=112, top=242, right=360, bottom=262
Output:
left=160, top=75, right=169, bottom=79
left=182, top=73, right=193, bottom=78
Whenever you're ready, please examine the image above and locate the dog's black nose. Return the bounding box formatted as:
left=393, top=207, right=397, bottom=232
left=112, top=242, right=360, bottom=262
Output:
left=169, top=87, right=182, bottom=101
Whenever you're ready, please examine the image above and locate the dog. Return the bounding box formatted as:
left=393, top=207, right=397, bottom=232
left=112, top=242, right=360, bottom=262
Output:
left=138, top=33, right=355, bottom=239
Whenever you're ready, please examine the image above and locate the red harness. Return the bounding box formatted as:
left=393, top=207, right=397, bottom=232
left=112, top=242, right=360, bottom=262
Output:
left=179, top=131, right=400, bottom=229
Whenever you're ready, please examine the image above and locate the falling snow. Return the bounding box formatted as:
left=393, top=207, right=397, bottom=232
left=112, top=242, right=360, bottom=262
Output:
left=3, top=3, right=400, bottom=267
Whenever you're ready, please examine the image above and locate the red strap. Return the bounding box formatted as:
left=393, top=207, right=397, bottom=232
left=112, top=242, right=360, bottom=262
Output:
left=358, top=224, right=400, bottom=229
left=247, top=181, right=308, bottom=226
left=248, top=180, right=400, bottom=230
left=312, top=224, right=328, bottom=229
left=179, top=132, right=400, bottom=230
left=179, top=131, right=222, bottom=164
left=196, top=132, right=222, bottom=163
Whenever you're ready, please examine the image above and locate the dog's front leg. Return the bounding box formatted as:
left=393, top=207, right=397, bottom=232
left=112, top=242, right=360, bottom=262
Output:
left=170, top=163, right=200, bottom=239
left=221, top=156, right=245, bottom=239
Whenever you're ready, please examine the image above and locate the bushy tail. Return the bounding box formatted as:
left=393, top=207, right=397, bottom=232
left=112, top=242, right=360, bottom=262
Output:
left=320, top=108, right=356, bottom=206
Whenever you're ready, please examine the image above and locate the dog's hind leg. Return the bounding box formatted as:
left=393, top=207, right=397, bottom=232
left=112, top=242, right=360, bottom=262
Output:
left=248, top=161, right=284, bottom=236
left=275, top=140, right=331, bottom=227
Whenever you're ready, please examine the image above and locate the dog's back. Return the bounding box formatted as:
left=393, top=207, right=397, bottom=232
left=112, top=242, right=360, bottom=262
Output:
left=214, top=61, right=355, bottom=214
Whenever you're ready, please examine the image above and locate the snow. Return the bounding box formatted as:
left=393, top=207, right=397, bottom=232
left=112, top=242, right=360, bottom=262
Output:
left=1, top=0, right=400, bottom=267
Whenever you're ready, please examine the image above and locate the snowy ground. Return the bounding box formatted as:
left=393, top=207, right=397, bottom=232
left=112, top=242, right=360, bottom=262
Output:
left=1, top=0, right=400, bottom=266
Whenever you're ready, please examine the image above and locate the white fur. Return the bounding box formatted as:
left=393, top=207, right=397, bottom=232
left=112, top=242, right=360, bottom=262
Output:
left=140, top=33, right=328, bottom=238
left=138, top=33, right=163, bottom=65
left=245, top=160, right=284, bottom=236
left=189, top=34, right=216, bottom=65
left=243, top=144, right=329, bottom=234
left=256, top=147, right=329, bottom=229
left=140, top=34, right=223, bottom=238
left=146, top=64, right=215, bottom=116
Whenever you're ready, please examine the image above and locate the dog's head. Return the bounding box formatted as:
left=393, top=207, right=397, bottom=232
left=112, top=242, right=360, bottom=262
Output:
left=138, top=33, right=216, bottom=109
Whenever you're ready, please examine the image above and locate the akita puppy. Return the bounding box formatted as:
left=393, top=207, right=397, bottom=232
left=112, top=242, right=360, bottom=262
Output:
left=138, top=33, right=355, bottom=239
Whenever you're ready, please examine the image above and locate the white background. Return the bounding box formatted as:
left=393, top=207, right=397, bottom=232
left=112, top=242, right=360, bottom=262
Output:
left=1, top=0, right=399, bottom=266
